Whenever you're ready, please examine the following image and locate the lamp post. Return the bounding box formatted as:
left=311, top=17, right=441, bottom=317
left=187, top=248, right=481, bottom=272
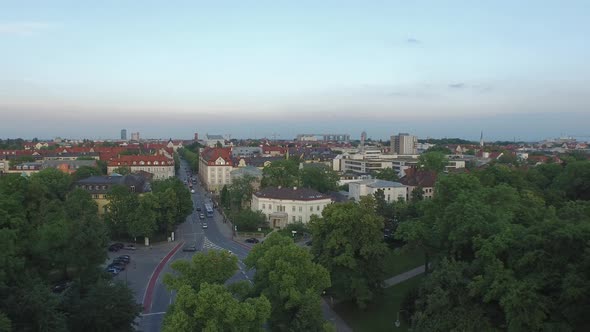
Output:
left=395, top=309, right=408, bottom=328
left=291, top=230, right=297, bottom=238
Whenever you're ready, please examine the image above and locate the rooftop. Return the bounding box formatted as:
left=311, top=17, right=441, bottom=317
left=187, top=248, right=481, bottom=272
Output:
left=254, top=187, right=331, bottom=201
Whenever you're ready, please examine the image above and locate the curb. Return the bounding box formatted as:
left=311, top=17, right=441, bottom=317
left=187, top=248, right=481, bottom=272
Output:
left=142, top=241, right=184, bottom=314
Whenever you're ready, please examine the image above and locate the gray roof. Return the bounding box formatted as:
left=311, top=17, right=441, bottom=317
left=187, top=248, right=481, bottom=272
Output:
left=76, top=174, right=150, bottom=194
left=42, top=160, right=97, bottom=169
left=254, top=187, right=331, bottom=201
left=356, top=179, right=406, bottom=188
left=231, top=166, right=262, bottom=178
left=206, top=134, right=224, bottom=140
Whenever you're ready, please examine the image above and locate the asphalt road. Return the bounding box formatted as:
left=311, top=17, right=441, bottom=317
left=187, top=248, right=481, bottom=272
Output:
left=138, top=160, right=254, bottom=332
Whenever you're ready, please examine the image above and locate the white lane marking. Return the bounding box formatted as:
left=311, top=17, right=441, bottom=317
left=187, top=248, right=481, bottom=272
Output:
left=141, top=311, right=166, bottom=317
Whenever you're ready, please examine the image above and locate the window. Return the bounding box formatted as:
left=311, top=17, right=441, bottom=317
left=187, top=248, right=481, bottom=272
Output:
left=298, top=216, right=302, bottom=222
left=292, top=206, right=296, bottom=212
left=262, top=203, right=265, bottom=209
left=310, top=206, right=313, bottom=211
left=130, top=185, right=136, bottom=193
left=292, top=216, right=296, bottom=222
left=299, top=206, right=302, bottom=212
left=317, top=205, right=320, bottom=211
left=269, top=204, right=272, bottom=210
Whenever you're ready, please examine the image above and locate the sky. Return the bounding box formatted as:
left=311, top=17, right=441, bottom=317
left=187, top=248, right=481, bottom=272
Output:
left=1, top=1, right=589, bottom=141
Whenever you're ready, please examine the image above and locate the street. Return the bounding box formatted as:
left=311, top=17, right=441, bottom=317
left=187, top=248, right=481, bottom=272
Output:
left=138, top=160, right=254, bottom=332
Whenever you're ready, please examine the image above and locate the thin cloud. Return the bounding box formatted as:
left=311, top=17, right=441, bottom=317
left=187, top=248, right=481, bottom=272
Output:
left=449, top=83, right=466, bottom=89
left=406, top=38, right=421, bottom=44
left=0, top=22, right=52, bottom=36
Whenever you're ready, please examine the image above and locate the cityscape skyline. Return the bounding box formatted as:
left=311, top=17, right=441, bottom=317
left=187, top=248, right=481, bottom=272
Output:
left=1, top=1, right=589, bottom=140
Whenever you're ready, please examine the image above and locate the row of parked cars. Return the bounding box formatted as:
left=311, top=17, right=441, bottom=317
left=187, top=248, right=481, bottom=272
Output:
left=106, top=255, right=131, bottom=275
left=108, top=243, right=137, bottom=252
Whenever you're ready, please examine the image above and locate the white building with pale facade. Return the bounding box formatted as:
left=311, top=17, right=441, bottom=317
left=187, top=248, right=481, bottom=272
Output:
left=199, top=147, right=233, bottom=193
left=349, top=179, right=407, bottom=203
left=251, top=187, right=332, bottom=229
left=107, top=155, right=175, bottom=180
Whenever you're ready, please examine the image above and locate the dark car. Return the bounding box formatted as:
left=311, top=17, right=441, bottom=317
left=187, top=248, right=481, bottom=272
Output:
left=113, top=258, right=129, bottom=265
left=108, top=244, right=120, bottom=252
left=108, top=262, right=126, bottom=271
left=196, top=207, right=202, bottom=211
left=182, top=244, right=198, bottom=252
left=245, top=238, right=259, bottom=244
left=106, top=267, right=120, bottom=275
left=123, top=244, right=136, bottom=251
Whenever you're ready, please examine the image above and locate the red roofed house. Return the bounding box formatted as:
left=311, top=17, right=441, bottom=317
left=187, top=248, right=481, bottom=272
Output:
left=107, top=155, right=175, bottom=180
left=399, top=168, right=438, bottom=200
left=262, top=146, right=286, bottom=157
left=199, top=147, right=234, bottom=192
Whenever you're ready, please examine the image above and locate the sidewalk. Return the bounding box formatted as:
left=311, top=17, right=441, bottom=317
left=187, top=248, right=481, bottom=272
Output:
left=383, top=264, right=426, bottom=288
left=321, top=298, right=353, bottom=332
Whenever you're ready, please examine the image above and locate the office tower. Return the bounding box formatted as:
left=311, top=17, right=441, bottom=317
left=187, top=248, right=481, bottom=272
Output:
left=391, top=133, right=418, bottom=155
left=121, top=129, right=127, bottom=140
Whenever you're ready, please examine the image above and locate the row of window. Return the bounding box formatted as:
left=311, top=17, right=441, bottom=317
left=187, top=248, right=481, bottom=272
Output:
left=261, top=203, right=322, bottom=212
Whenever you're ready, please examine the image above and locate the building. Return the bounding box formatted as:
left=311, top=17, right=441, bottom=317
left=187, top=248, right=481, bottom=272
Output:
left=121, top=129, right=127, bottom=140
left=199, top=147, right=233, bottom=192
left=230, top=166, right=263, bottom=190
left=107, top=155, right=175, bottom=180
left=76, top=174, right=150, bottom=214
left=399, top=168, right=437, bottom=200
left=231, top=146, right=262, bottom=158
left=131, top=132, right=140, bottom=141
left=251, top=187, right=332, bottom=228
left=42, top=160, right=98, bottom=174
left=203, top=134, right=226, bottom=147
left=349, top=179, right=407, bottom=203
left=391, top=133, right=418, bottom=155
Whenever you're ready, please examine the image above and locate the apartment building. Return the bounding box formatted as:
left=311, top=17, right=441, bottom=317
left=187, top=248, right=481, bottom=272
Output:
left=107, top=155, right=175, bottom=180
left=391, top=133, right=418, bottom=155
left=199, top=147, right=233, bottom=193
left=349, top=179, right=407, bottom=203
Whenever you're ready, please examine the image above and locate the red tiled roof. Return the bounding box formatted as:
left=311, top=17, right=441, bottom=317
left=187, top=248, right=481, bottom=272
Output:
left=399, top=168, right=437, bottom=188
left=107, top=155, right=174, bottom=167
left=201, top=147, right=233, bottom=166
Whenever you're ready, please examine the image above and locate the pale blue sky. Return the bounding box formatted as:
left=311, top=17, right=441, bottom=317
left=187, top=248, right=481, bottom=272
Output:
left=1, top=1, right=589, bottom=140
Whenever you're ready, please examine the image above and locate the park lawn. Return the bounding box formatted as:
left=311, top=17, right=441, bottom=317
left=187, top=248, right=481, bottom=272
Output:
left=383, top=247, right=425, bottom=277
left=334, top=275, right=424, bottom=332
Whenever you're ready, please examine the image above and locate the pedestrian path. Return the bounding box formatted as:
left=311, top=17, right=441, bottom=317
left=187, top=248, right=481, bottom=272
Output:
left=383, top=264, right=427, bottom=288
left=202, top=237, right=225, bottom=251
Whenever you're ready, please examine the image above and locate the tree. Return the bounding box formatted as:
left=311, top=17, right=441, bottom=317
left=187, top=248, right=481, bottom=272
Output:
left=228, top=175, right=257, bottom=210
left=152, top=177, right=193, bottom=225
left=231, top=209, right=266, bottom=232
left=418, top=151, right=448, bottom=173
left=65, top=280, right=141, bottom=332
left=426, top=145, right=452, bottom=154
left=162, top=283, right=271, bottom=332
left=72, top=165, right=102, bottom=181
left=309, top=197, right=388, bottom=308
left=245, top=233, right=332, bottom=331
left=372, top=167, right=399, bottom=182
left=112, top=166, right=131, bottom=175
left=299, top=165, right=339, bottom=193
left=220, top=185, right=230, bottom=209
left=127, top=193, right=159, bottom=241
left=261, top=159, right=299, bottom=188
left=104, top=185, right=139, bottom=238
left=164, top=250, right=238, bottom=292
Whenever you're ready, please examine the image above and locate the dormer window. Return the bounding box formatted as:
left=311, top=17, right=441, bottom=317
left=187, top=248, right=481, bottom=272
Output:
left=139, top=161, right=145, bottom=165
left=154, top=161, right=159, bottom=165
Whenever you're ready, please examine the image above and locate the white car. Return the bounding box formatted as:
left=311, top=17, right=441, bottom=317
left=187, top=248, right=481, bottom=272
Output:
left=191, top=189, right=195, bottom=194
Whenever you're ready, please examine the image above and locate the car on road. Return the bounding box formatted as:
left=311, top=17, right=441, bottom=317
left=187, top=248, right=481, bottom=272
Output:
left=199, top=213, right=205, bottom=219
left=202, top=223, right=208, bottom=229
left=113, top=257, right=129, bottom=265
left=106, top=267, right=120, bottom=275
left=191, top=189, right=195, bottom=193
left=182, top=244, right=198, bottom=252
left=123, top=244, right=136, bottom=251
left=245, top=238, right=259, bottom=244
left=196, top=207, right=202, bottom=211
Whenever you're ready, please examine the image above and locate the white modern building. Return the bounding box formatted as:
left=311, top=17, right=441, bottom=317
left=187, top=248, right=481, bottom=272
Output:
left=203, top=134, right=227, bottom=147
left=349, top=179, right=407, bottom=203
left=251, top=187, right=333, bottom=229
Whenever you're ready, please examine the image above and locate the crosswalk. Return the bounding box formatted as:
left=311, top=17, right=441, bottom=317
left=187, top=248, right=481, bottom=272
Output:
left=202, top=237, right=225, bottom=251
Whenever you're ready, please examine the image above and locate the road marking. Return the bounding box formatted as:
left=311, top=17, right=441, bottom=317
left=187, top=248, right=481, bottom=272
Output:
left=141, top=242, right=184, bottom=314
left=202, top=237, right=225, bottom=251
left=141, top=311, right=166, bottom=317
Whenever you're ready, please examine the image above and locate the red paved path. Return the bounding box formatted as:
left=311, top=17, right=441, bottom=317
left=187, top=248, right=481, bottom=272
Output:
left=142, top=241, right=184, bottom=314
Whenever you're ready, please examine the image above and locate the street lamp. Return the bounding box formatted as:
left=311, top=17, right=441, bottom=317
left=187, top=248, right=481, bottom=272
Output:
left=395, top=309, right=408, bottom=328
left=291, top=230, right=297, bottom=238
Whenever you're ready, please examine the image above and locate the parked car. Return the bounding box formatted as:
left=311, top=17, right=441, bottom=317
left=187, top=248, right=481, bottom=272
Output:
left=106, top=267, right=120, bottom=275
left=191, top=189, right=195, bottom=194
left=108, top=244, right=120, bottom=252
left=113, top=258, right=129, bottom=265
left=202, top=223, right=208, bottom=229
left=118, top=254, right=131, bottom=260
left=182, top=244, right=198, bottom=252
left=245, top=238, right=259, bottom=244
left=108, top=262, right=125, bottom=271
left=123, top=244, right=136, bottom=250
left=196, top=207, right=202, bottom=211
